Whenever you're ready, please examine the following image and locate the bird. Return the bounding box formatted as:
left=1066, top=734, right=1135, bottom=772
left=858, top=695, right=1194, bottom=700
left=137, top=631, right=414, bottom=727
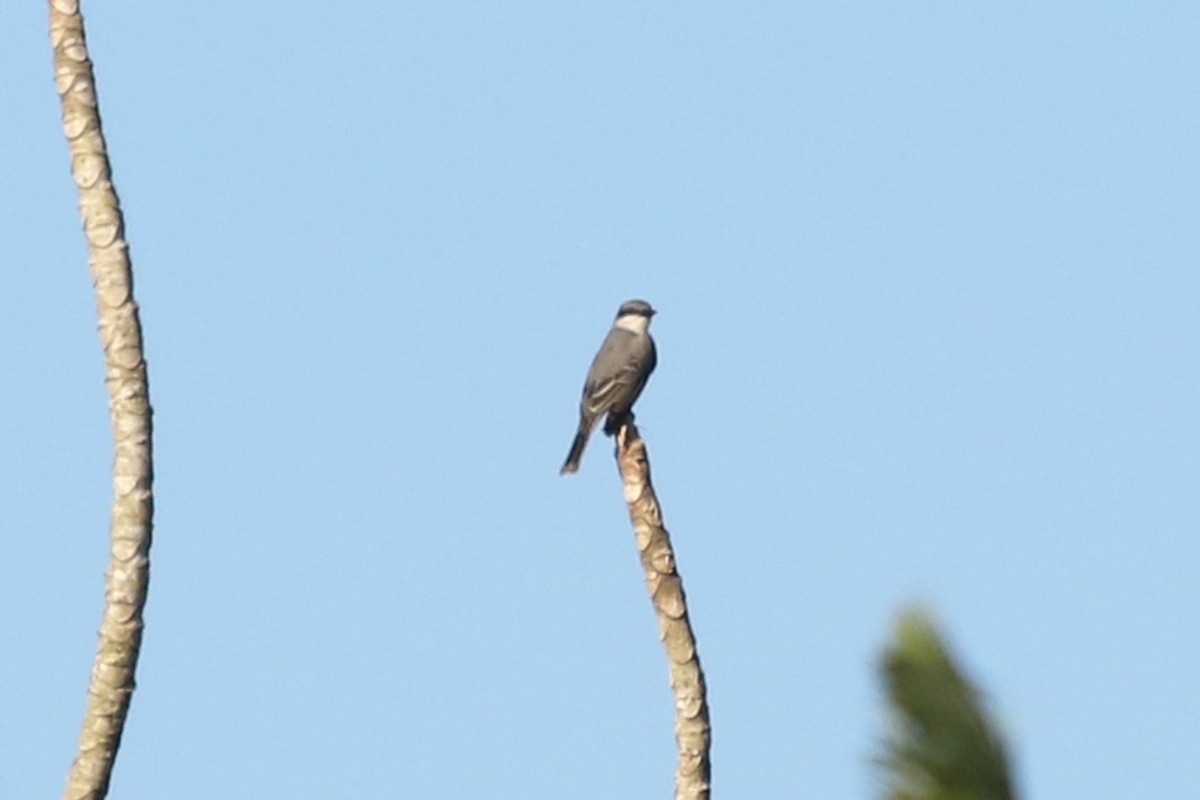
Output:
left=560, top=299, right=658, bottom=475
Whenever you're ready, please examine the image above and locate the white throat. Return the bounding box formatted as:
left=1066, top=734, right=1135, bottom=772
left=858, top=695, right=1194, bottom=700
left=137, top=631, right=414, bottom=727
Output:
left=614, top=313, right=650, bottom=335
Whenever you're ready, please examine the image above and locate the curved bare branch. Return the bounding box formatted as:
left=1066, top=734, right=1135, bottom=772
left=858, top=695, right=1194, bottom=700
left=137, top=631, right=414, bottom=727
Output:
left=49, top=2, right=154, bottom=798
left=616, top=424, right=711, bottom=800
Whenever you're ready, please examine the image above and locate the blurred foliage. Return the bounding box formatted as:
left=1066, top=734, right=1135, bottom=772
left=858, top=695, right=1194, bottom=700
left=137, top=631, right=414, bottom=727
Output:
left=880, top=609, right=1017, bottom=800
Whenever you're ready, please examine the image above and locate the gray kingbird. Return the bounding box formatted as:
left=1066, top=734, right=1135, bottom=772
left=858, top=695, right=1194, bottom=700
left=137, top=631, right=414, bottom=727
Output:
left=560, top=299, right=658, bottom=475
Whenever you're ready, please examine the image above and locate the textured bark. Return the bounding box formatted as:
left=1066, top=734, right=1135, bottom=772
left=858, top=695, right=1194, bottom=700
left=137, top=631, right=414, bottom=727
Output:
left=49, top=2, right=154, bottom=799
left=616, top=424, right=711, bottom=800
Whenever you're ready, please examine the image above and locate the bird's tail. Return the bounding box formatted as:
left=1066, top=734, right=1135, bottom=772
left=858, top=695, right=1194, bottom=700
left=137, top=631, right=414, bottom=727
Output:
left=559, top=428, right=590, bottom=475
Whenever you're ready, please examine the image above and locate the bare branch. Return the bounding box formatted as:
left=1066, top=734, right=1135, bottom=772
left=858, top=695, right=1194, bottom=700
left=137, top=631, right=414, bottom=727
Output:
left=49, top=2, right=154, bottom=798
left=616, top=424, right=711, bottom=800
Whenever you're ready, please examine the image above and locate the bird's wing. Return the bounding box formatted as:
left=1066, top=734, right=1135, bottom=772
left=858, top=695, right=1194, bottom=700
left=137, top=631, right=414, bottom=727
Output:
left=582, top=370, right=639, bottom=415
left=580, top=330, right=654, bottom=417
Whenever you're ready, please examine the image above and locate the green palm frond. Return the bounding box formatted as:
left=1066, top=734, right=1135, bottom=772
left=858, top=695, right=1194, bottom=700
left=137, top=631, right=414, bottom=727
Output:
left=880, top=609, right=1017, bottom=800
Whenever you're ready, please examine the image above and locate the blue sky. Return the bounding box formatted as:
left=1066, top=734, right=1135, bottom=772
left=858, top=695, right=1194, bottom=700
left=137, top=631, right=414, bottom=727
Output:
left=3, top=3, right=1198, bottom=798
